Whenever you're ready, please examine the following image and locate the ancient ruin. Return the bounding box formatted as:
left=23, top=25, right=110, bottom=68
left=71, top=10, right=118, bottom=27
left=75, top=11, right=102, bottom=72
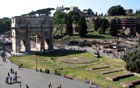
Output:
left=11, top=16, right=54, bottom=53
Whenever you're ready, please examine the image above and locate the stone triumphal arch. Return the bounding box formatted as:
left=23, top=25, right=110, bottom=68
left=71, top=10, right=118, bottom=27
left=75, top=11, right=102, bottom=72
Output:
left=11, top=16, right=54, bottom=53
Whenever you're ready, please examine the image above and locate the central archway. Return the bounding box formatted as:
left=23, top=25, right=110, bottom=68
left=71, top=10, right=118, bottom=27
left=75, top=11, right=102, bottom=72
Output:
left=30, top=32, right=41, bottom=52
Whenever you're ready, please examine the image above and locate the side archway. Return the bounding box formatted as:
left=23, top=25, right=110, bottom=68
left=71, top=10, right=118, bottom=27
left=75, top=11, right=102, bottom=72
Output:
left=20, top=40, right=26, bottom=52
left=44, top=38, right=49, bottom=50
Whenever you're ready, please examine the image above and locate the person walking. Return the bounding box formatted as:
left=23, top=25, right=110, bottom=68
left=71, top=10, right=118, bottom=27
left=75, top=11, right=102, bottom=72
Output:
left=15, top=75, right=17, bottom=82
left=89, top=78, right=92, bottom=88
left=10, top=68, right=12, bottom=73
left=13, top=76, right=15, bottom=82
left=12, top=68, right=14, bottom=73
left=5, top=76, right=8, bottom=83
left=48, top=82, right=52, bottom=88
left=15, top=71, right=17, bottom=76
left=10, top=76, right=12, bottom=83
left=19, top=65, right=20, bottom=69
left=59, top=84, right=62, bottom=88
left=19, top=83, right=21, bottom=88
left=8, top=72, right=10, bottom=77
left=26, top=84, right=29, bottom=88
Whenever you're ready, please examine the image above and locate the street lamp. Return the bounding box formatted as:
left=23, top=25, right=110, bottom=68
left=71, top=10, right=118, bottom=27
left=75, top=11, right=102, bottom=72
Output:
left=36, top=54, right=37, bottom=71
left=36, top=52, right=39, bottom=72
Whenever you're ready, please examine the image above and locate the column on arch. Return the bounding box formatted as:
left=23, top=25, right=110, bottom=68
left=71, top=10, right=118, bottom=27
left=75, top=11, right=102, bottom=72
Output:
left=48, top=28, right=53, bottom=50
left=16, top=38, right=21, bottom=53
left=40, top=31, right=45, bottom=52
left=26, top=30, right=31, bottom=53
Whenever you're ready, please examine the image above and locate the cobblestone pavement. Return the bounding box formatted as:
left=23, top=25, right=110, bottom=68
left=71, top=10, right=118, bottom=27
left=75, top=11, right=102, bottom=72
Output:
left=0, top=56, right=104, bottom=88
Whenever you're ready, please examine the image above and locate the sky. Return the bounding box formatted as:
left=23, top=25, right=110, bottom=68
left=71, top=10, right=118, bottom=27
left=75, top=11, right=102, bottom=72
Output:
left=0, top=0, right=140, bottom=18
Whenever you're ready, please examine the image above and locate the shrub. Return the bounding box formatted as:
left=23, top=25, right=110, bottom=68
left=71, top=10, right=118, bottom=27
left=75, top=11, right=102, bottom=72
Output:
left=69, top=41, right=79, bottom=45
left=98, top=27, right=103, bottom=34
left=122, top=47, right=140, bottom=73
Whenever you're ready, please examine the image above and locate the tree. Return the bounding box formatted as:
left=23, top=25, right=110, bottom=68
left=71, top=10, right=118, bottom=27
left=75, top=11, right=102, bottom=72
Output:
left=26, top=8, right=54, bottom=16
left=109, top=19, right=117, bottom=36
left=95, top=12, right=98, bottom=16
left=135, top=10, right=140, bottom=18
left=98, top=27, right=103, bottom=34
left=28, top=11, right=36, bottom=16
left=104, top=13, right=107, bottom=17
left=66, top=17, right=73, bottom=36
left=68, top=11, right=80, bottom=18
left=45, top=8, right=54, bottom=16
left=101, top=18, right=109, bottom=34
left=64, top=7, right=70, bottom=11
left=94, top=18, right=99, bottom=31
left=64, top=7, right=70, bottom=13
left=54, top=12, right=67, bottom=21
left=108, top=5, right=125, bottom=16
left=78, top=16, right=87, bottom=37
left=68, top=11, right=80, bottom=24
left=94, top=17, right=102, bottom=31
left=54, top=19, right=66, bottom=44
left=83, top=9, right=88, bottom=11
left=101, top=13, right=103, bottom=17
left=122, top=47, right=140, bottom=73
left=0, top=18, right=11, bottom=34
left=71, top=15, right=80, bottom=24
left=87, top=9, right=94, bottom=15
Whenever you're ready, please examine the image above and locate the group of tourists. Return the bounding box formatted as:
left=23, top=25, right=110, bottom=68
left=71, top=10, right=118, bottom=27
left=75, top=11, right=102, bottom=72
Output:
left=48, top=82, right=62, bottom=88
left=84, top=78, right=93, bottom=88
left=55, top=70, right=61, bottom=75
left=63, top=75, right=73, bottom=79
left=0, top=52, right=7, bottom=62
left=103, top=49, right=124, bottom=59
left=2, top=56, right=29, bottom=88
left=5, top=68, right=17, bottom=84
left=19, top=83, right=29, bottom=88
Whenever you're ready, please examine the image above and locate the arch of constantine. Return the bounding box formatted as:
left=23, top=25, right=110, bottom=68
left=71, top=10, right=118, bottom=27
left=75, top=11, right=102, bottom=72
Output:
left=11, top=16, right=54, bottom=53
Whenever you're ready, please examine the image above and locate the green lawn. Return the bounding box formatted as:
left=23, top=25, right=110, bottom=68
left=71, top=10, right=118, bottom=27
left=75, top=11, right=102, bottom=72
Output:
left=8, top=51, right=140, bottom=88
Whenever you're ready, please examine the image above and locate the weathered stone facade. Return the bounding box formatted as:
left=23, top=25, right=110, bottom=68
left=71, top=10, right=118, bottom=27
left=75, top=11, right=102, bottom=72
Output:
left=70, top=6, right=88, bottom=16
left=11, top=16, right=54, bottom=53
left=86, top=16, right=140, bottom=35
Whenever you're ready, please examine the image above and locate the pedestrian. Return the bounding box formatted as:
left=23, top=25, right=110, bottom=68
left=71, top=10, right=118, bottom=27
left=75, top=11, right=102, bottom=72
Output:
left=8, top=72, right=10, bottom=77
left=84, top=77, right=87, bottom=83
left=13, top=76, right=15, bottom=82
left=4, top=58, right=6, bottom=62
left=19, top=83, right=21, bottom=88
left=10, top=76, right=12, bottom=83
left=5, top=76, right=8, bottom=83
left=48, top=82, right=52, bottom=88
left=15, top=71, right=17, bottom=76
left=10, top=68, right=12, bottom=73
left=89, top=78, right=92, bottom=88
left=10, top=59, right=13, bottom=63
left=15, top=75, right=17, bottom=82
left=26, top=84, right=29, bottom=88
left=19, top=65, right=20, bottom=69
left=58, top=71, right=61, bottom=75
left=12, top=68, right=14, bottom=73
left=55, top=70, right=57, bottom=75
left=59, top=84, right=62, bottom=88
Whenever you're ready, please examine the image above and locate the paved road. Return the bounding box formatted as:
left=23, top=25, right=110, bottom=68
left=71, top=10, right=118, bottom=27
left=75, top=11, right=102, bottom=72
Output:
left=54, top=44, right=122, bottom=60
left=0, top=55, right=104, bottom=88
